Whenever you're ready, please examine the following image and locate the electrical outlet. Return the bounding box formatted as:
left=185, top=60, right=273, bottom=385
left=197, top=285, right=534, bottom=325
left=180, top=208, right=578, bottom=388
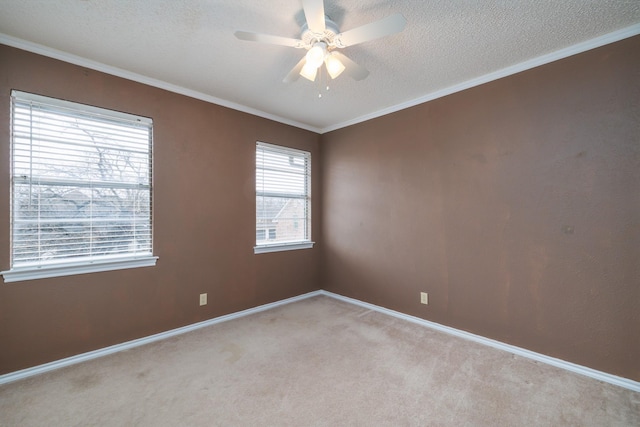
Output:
left=199, top=293, right=207, bottom=306
left=420, top=292, right=428, bottom=305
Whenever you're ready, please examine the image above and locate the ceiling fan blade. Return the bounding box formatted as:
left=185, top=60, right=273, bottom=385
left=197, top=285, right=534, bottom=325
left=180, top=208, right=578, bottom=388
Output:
left=331, top=52, right=369, bottom=81
left=283, top=56, right=307, bottom=83
left=336, top=13, right=407, bottom=47
left=302, top=0, right=326, bottom=33
left=234, top=31, right=301, bottom=48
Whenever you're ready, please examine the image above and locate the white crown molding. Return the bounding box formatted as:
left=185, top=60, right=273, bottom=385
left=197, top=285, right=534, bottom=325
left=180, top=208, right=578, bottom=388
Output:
left=321, top=23, right=640, bottom=134
left=0, top=33, right=322, bottom=134
left=318, top=291, right=640, bottom=393
left=3, top=23, right=639, bottom=136
left=1, top=289, right=638, bottom=392
left=3, top=24, right=640, bottom=136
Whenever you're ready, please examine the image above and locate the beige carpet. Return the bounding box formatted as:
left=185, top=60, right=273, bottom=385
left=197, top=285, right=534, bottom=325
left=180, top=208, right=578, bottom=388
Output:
left=1, top=295, right=638, bottom=426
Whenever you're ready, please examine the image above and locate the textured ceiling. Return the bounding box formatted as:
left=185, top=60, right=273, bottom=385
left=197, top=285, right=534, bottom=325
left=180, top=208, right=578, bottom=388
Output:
left=1, top=0, right=639, bottom=133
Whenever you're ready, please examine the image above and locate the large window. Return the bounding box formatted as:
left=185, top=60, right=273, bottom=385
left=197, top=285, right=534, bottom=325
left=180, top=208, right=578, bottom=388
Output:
left=255, top=142, right=313, bottom=253
left=1, top=91, right=157, bottom=282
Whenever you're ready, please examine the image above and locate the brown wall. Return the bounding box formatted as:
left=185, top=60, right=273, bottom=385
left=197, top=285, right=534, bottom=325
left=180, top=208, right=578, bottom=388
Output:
left=0, top=45, right=321, bottom=375
left=2, top=35, right=638, bottom=382
left=321, top=36, right=640, bottom=381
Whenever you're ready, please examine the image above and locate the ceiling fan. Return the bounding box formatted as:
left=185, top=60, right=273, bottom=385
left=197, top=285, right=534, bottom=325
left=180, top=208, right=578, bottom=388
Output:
left=234, top=0, right=407, bottom=83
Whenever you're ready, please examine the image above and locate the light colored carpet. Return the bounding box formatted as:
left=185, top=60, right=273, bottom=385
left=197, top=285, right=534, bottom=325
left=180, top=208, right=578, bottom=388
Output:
left=1, top=295, right=638, bottom=426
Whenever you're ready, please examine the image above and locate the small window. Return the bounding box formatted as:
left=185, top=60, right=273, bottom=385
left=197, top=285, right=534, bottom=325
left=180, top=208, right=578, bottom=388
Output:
left=255, top=142, right=313, bottom=253
left=1, top=91, right=157, bottom=282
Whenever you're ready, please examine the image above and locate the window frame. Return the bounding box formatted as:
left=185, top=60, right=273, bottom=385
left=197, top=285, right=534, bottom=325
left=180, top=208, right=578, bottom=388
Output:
left=254, top=142, right=314, bottom=254
left=1, top=91, right=157, bottom=283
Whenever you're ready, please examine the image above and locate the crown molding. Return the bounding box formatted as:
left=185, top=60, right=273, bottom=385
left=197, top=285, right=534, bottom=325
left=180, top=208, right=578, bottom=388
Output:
left=320, top=23, right=640, bottom=133
left=2, top=23, right=639, bottom=135
left=0, top=33, right=322, bottom=134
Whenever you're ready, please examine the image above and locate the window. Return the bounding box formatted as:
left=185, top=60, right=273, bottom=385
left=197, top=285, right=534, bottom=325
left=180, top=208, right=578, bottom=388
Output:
left=255, top=142, right=313, bottom=253
left=1, top=91, right=157, bottom=282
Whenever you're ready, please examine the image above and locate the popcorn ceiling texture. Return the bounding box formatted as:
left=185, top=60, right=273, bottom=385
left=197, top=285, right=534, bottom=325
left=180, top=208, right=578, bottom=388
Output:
left=0, top=0, right=638, bottom=130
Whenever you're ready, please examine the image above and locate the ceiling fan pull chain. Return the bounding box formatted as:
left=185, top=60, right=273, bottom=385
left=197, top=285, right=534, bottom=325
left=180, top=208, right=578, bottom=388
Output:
left=319, top=67, right=331, bottom=98
left=325, top=69, right=330, bottom=92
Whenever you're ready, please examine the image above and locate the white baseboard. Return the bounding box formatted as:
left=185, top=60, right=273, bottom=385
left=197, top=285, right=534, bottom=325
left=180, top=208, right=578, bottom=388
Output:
left=0, top=290, right=323, bottom=386
left=319, top=290, right=640, bottom=393
left=1, top=289, right=638, bottom=393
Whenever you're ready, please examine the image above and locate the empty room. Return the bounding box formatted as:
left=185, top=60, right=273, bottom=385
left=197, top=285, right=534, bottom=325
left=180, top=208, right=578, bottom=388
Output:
left=0, top=1, right=638, bottom=425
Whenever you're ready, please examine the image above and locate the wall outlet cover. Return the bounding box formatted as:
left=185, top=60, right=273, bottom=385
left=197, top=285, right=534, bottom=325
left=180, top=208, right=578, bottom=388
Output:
left=420, top=292, right=428, bottom=305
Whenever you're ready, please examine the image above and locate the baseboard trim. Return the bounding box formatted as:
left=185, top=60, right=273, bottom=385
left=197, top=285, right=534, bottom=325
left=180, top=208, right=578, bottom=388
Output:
left=2, top=289, right=637, bottom=392
left=319, top=290, right=640, bottom=393
left=0, top=290, right=323, bottom=385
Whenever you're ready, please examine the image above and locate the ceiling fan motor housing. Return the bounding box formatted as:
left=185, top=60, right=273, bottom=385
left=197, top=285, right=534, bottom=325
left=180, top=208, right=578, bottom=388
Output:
left=301, top=17, right=340, bottom=49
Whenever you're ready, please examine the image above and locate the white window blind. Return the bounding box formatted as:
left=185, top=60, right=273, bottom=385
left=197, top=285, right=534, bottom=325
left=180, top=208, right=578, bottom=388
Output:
left=256, top=142, right=312, bottom=252
left=3, top=91, right=155, bottom=280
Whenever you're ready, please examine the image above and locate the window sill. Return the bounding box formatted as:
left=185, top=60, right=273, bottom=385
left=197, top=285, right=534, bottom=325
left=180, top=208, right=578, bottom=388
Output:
left=254, top=242, right=315, bottom=254
left=1, top=255, right=158, bottom=283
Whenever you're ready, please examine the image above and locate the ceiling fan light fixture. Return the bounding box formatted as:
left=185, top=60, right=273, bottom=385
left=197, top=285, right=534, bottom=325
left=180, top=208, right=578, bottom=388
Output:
left=300, top=62, right=318, bottom=81
left=305, top=42, right=327, bottom=69
left=234, top=1, right=407, bottom=85
left=325, top=53, right=345, bottom=79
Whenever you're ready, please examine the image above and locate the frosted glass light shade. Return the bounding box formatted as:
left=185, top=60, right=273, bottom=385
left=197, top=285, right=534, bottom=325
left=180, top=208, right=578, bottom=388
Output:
left=305, top=43, right=326, bottom=69
left=325, top=54, right=345, bottom=79
left=300, top=62, right=318, bottom=81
